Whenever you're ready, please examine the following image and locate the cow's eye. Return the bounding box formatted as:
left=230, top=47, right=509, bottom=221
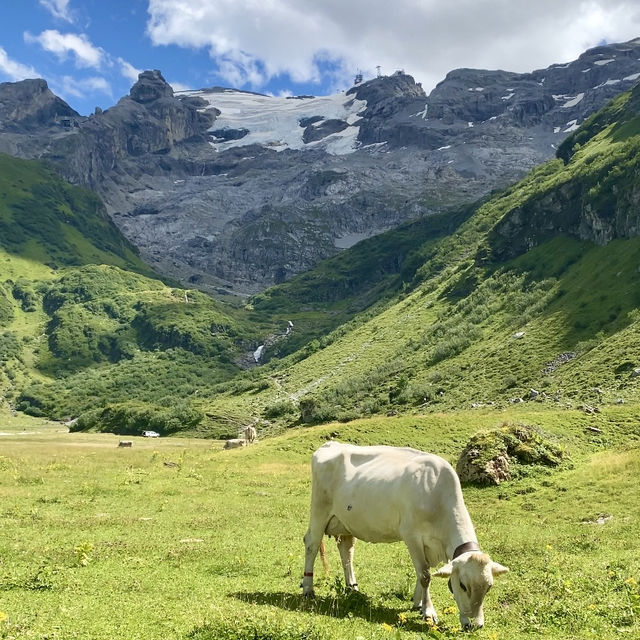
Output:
left=459, top=581, right=467, bottom=592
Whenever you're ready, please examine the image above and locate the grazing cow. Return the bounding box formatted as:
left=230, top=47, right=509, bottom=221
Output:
left=118, top=441, right=132, bottom=448
left=302, top=442, right=508, bottom=630
left=223, top=438, right=246, bottom=450
left=243, top=424, right=257, bottom=444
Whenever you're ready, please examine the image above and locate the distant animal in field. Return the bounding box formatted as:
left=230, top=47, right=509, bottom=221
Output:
left=301, top=441, right=508, bottom=630
left=243, top=424, right=257, bottom=443
left=223, top=438, right=247, bottom=450
left=118, top=440, right=133, bottom=448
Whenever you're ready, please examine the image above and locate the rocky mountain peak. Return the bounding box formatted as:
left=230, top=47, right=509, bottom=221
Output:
left=347, top=72, right=426, bottom=103
left=129, top=69, right=174, bottom=103
left=0, top=78, right=78, bottom=131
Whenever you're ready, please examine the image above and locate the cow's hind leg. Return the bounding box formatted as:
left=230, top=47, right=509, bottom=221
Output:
left=404, top=537, right=437, bottom=622
left=336, top=535, right=358, bottom=590
left=302, top=503, right=335, bottom=597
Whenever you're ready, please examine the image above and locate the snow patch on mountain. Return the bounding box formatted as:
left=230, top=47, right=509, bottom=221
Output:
left=180, top=88, right=367, bottom=156
left=562, top=93, right=584, bottom=108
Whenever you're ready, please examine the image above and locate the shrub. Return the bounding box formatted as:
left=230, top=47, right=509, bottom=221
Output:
left=0, top=332, right=21, bottom=361
left=72, top=400, right=203, bottom=435
left=429, top=321, right=482, bottom=364
left=263, top=400, right=296, bottom=419
left=399, top=381, right=434, bottom=405
left=299, top=397, right=338, bottom=425
left=0, top=286, right=14, bottom=325
left=11, top=278, right=38, bottom=312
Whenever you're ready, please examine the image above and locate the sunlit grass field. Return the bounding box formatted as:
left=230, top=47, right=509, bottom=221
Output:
left=1, top=406, right=639, bottom=640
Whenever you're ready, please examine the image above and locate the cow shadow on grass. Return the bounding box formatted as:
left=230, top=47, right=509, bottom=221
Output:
left=231, top=589, right=429, bottom=633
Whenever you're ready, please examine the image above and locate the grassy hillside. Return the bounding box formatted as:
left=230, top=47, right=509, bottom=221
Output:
left=248, top=204, right=476, bottom=357
left=0, top=153, right=148, bottom=272
left=187, top=82, right=640, bottom=432
left=0, top=156, right=266, bottom=435
left=1, top=406, right=638, bottom=639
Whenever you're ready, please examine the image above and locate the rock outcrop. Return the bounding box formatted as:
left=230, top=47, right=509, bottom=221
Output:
left=456, top=423, right=564, bottom=485
left=487, top=77, right=640, bottom=260
left=0, top=78, right=78, bottom=130
left=49, top=70, right=215, bottom=191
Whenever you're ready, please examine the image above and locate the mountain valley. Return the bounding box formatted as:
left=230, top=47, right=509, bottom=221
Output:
left=1, top=40, right=640, bottom=439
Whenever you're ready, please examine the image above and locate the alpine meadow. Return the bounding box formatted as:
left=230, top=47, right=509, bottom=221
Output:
left=1, top=32, right=640, bottom=640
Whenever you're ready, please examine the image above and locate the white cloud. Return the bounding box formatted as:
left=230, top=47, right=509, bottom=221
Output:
left=55, top=75, right=112, bottom=99
left=24, top=29, right=105, bottom=69
left=168, top=80, right=191, bottom=92
left=0, top=47, right=39, bottom=81
left=146, top=0, right=640, bottom=92
left=39, top=0, right=73, bottom=23
left=117, top=57, right=143, bottom=82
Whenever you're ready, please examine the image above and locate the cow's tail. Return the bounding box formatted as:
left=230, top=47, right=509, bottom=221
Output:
left=319, top=538, right=329, bottom=576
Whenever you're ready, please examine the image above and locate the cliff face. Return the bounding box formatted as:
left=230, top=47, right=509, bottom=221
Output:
left=486, top=78, right=640, bottom=261
left=1, top=42, right=640, bottom=295
left=48, top=71, right=215, bottom=190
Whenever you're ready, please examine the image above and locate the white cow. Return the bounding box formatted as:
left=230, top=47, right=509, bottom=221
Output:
left=223, top=438, right=246, bottom=450
left=243, top=424, right=257, bottom=444
left=301, top=442, right=508, bottom=630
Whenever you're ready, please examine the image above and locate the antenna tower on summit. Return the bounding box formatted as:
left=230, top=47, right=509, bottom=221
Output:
left=376, top=65, right=382, bottom=77
left=354, top=71, right=363, bottom=85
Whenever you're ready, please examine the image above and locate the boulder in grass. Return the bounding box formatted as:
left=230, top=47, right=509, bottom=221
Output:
left=456, top=423, right=564, bottom=485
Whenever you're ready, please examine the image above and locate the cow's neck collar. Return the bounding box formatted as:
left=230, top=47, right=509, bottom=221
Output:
left=452, top=541, right=482, bottom=560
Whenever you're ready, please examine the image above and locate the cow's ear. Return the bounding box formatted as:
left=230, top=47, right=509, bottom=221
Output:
left=434, top=563, right=453, bottom=578
left=490, top=562, right=509, bottom=576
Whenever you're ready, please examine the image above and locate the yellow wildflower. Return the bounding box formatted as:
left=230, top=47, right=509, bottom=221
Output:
left=380, top=622, right=394, bottom=632
left=0, top=612, right=7, bottom=623
left=397, top=612, right=407, bottom=625
left=443, top=606, right=457, bottom=614
left=546, top=544, right=553, bottom=551
left=625, top=577, right=637, bottom=586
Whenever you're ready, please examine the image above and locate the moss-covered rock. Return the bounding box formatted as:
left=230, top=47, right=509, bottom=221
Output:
left=456, top=423, right=564, bottom=485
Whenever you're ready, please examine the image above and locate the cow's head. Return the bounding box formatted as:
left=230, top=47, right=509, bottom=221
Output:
left=434, top=552, right=508, bottom=630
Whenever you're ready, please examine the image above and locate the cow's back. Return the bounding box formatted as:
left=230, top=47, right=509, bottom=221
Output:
left=310, top=442, right=458, bottom=543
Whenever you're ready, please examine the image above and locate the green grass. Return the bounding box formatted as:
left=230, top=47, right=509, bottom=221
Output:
left=1, top=405, right=639, bottom=639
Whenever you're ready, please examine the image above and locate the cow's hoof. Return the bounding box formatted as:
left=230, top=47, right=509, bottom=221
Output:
left=423, top=613, right=439, bottom=626
left=302, top=590, right=315, bottom=599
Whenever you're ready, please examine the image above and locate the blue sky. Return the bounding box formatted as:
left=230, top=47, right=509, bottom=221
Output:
left=1, top=0, right=639, bottom=115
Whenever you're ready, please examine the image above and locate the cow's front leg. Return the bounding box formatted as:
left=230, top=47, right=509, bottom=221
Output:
left=337, top=535, right=358, bottom=590
left=404, top=537, right=438, bottom=622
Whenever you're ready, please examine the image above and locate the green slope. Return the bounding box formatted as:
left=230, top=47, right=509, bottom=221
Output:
left=0, top=153, right=149, bottom=273
left=0, top=155, right=264, bottom=434
left=194, top=82, right=640, bottom=430
left=248, top=204, right=475, bottom=357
